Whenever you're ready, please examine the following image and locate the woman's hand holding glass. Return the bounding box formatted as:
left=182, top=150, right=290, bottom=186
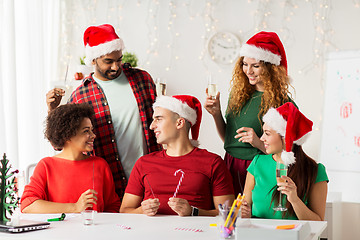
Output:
left=277, top=175, right=300, bottom=205
left=46, top=88, right=65, bottom=111
left=204, top=90, right=221, bottom=117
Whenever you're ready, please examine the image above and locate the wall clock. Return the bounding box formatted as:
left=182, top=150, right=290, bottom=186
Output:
left=208, top=32, right=241, bottom=65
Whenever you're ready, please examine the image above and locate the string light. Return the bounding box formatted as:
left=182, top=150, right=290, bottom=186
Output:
left=296, top=0, right=337, bottom=136
left=164, top=0, right=179, bottom=73
left=144, top=0, right=160, bottom=67
left=299, top=0, right=337, bottom=75
left=199, top=0, right=220, bottom=72
left=253, top=0, right=272, bottom=30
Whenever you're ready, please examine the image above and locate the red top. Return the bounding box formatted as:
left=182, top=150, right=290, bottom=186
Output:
left=21, top=156, right=120, bottom=213
left=68, top=65, right=162, bottom=200
left=125, top=148, right=234, bottom=215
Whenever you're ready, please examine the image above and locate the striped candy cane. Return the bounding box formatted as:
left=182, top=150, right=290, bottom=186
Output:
left=174, top=227, right=203, bottom=232
left=117, top=224, right=131, bottom=230
left=173, top=169, right=185, bottom=198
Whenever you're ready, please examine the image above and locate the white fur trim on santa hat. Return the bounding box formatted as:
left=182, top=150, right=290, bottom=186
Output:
left=153, top=96, right=197, bottom=126
left=240, top=44, right=281, bottom=66
left=84, top=38, right=125, bottom=66
left=281, top=150, right=295, bottom=166
left=262, top=108, right=287, bottom=136
left=293, top=131, right=311, bottom=146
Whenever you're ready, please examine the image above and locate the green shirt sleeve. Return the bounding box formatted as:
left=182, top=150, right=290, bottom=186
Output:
left=315, top=163, right=329, bottom=183
left=247, top=154, right=260, bottom=176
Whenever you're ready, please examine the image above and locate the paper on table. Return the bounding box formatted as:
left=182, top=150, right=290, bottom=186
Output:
left=20, top=213, right=78, bottom=222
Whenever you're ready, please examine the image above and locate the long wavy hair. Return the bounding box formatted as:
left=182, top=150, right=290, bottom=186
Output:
left=271, top=145, right=318, bottom=218
left=227, top=56, right=292, bottom=118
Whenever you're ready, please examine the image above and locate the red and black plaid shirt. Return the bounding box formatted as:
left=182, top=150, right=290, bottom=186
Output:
left=68, top=64, right=162, bottom=200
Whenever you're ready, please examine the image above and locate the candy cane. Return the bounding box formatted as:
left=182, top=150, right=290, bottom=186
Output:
left=174, top=227, right=203, bottom=232
left=173, top=169, right=185, bottom=198
left=117, top=224, right=131, bottom=230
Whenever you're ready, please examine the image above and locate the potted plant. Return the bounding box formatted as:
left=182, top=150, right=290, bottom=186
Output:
left=74, top=56, right=93, bottom=80
left=122, top=52, right=138, bottom=67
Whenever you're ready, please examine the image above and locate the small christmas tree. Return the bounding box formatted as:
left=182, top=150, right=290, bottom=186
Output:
left=0, top=153, right=19, bottom=222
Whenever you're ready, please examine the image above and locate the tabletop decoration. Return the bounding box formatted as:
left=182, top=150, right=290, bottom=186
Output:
left=117, top=224, right=132, bottom=230
left=174, top=227, right=203, bottom=232
left=0, top=153, right=19, bottom=222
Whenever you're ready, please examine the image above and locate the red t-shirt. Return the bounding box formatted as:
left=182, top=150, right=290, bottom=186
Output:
left=125, top=148, right=234, bottom=215
left=21, top=156, right=120, bottom=213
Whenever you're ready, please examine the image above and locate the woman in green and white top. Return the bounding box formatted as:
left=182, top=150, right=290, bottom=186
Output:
left=241, top=102, right=328, bottom=220
left=204, top=31, right=295, bottom=196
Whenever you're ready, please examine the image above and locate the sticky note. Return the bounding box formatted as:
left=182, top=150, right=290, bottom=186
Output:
left=276, top=224, right=295, bottom=230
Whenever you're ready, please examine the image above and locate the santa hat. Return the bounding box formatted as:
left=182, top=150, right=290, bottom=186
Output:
left=240, top=31, right=287, bottom=72
left=153, top=95, right=202, bottom=146
left=262, top=102, right=313, bottom=166
left=83, top=24, right=125, bottom=66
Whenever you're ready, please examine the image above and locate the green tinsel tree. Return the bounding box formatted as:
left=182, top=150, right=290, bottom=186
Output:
left=0, top=153, right=19, bottom=222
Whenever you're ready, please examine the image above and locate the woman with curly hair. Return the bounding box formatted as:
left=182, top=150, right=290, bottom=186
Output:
left=21, top=103, right=120, bottom=213
left=204, top=32, right=296, bottom=196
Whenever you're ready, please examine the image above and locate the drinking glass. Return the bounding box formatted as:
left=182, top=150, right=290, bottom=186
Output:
left=207, top=75, right=218, bottom=100
left=81, top=210, right=97, bottom=225
left=155, top=78, right=166, bottom=96
left=273, top=160, right=288, bottom=211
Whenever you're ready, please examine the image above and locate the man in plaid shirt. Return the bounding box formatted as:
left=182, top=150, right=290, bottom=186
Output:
left=46, top=24, right=161, bottom=201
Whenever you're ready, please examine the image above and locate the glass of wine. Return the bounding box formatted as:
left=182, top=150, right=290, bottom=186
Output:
left=273, top=160, right=288, bottom=212
left=207, top=74, right=218, bottom=100
left=155, top=78, right=166, bottom=96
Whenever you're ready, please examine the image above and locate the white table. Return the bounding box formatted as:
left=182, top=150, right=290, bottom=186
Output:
left=0, top=213, right=327, bottom=240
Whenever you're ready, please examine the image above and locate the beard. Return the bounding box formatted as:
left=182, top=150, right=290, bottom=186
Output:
left=95, top=63, right=121, bottom=80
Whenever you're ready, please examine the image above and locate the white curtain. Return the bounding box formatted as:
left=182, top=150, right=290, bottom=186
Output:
left=0, top=0, right=60, bottom=171
left=0, top=0, right=128, bottom=171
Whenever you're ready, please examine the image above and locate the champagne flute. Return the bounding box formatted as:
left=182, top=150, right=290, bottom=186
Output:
left=155, top=78, right=166, bottom=96
left=273, top=160, right=288, bottom=211
left=81, top=160, right=97, bottom=225
left=207, top=74, right=218, bottom=100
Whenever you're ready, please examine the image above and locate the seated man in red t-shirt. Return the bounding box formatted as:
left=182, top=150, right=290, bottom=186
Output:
left=120, top=95, right=234, bottom=216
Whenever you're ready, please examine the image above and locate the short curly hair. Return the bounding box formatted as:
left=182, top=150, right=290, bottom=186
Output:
left=45, top=103, right=94, bottom=149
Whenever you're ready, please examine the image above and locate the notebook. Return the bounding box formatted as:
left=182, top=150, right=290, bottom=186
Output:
left=0, top=219, right=50, bottom=233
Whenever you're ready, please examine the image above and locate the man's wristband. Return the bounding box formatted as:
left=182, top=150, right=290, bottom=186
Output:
left=191, top=206, right=199, bottom=216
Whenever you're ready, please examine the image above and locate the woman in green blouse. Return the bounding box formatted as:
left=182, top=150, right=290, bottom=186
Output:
left=204, top=31, right=295, bottom=195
